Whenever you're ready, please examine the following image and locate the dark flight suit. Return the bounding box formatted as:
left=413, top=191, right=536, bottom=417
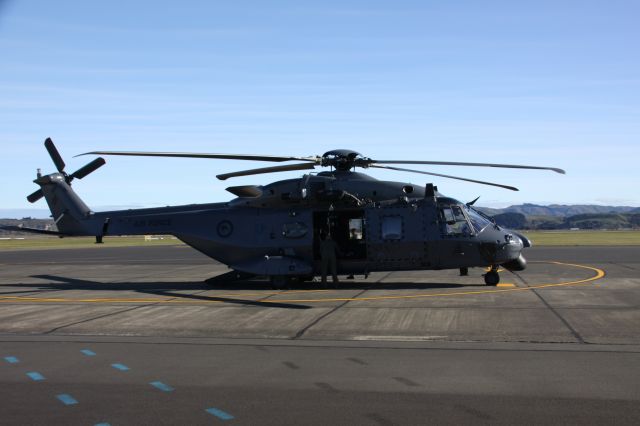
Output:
left=320, top=237, right=339, bottom=285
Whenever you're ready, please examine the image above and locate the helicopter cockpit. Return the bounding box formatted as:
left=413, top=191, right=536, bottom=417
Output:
left=437, top=198, right=494, bottom=237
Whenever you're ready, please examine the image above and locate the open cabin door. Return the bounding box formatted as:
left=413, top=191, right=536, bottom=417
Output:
left=312, top=209, right=367, bottom=261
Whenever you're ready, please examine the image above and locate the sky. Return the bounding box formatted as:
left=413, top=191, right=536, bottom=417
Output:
left=1, top=0, right=639, bottom=217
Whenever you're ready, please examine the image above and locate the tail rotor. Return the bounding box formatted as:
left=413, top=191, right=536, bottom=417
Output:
left=27, top=138, right=106, bottom=203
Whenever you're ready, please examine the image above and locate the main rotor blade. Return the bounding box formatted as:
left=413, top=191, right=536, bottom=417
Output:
left=77, top=151, right=318, bottom=163
left=45, top=137, right=65, bottom=172
left=370, top=164, right=519, bottom=191
left=27, top=189, right=44, bottom=203
left=217, top=163, right=316, bottom=181
left=373, top=160, right=565, bottom=174
left=70, top=157, right=106, bottom=180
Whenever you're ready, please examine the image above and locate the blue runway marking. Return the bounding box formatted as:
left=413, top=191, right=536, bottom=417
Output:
left=206, top=407, right=235, bottom=420
left=111, top=363, right=130, bottom=371
left=150, top=381, right=174, bottom=392
left=26, top=372, right=45, bottom=381
left=56, top=394, right=78, bottom=405
left=94, top=423, right=111, bottom=426
left=80, top=349, right=96, bottom=356
left=4, top=356, right=19, bottom=364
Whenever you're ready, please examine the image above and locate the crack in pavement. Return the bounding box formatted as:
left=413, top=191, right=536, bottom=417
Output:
left=291, top=272, right=392, bottom=340
left=511, top=271, right=586, bottom=344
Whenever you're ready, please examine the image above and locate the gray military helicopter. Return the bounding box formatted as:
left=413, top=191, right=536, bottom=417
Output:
left=12, top=138, right=565, bottom=288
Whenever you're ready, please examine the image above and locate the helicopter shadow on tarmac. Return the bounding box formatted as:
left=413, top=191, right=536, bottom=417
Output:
left=7, top=274, right=473, bottom=308
left=206, top=280, right=469, bottom=291
left=203, top=270, right=470, bottom=291
left=25, top=273, right=472, bottom=292
left=17, top=275, right=310, bottom=309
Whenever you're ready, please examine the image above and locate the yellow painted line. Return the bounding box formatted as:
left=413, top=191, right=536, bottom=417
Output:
left=278, top=289, right=331, bottom=295
left=496, top=283, right=515, bottom=288
left=0, top=289, right=331, bottom=304
left=0, top=261, right=605, bottom=305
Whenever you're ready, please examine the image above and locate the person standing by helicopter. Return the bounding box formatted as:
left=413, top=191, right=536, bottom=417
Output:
left=319, top=230, right=340, bottom=287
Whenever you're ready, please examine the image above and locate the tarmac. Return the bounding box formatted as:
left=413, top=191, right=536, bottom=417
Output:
left=1, top=245, right=639, bottom=424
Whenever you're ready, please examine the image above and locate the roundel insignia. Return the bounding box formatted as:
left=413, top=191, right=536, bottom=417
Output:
left=217, top=220, right=234, bottom=238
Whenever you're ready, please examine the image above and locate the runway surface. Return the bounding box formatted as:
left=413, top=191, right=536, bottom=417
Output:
left=1, top=245, right=639, bottom=424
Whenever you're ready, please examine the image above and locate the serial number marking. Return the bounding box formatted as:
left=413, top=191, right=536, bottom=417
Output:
left=133, top=219, right=172, bottom=227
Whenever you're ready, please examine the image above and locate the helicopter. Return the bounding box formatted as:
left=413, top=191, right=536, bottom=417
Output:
left=10, top=138, right=565, bottom=289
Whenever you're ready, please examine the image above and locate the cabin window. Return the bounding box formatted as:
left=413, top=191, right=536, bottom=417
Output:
left=440, top=206, right=471, bottom=236
left=349, top=218, right=364, bottom=240
left=381, top=216, right=403, bottom=240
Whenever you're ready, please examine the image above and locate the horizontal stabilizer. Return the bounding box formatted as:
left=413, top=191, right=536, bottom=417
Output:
left=0, top=225, right=66, bottom=236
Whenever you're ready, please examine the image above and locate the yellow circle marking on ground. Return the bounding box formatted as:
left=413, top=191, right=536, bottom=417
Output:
left=0, top=261, right=605, bottom=305
left=257, top=261, right=606, bottom=303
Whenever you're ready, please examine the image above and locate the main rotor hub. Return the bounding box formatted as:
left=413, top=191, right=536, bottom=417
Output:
left=321, top=149, right=370, bottom=171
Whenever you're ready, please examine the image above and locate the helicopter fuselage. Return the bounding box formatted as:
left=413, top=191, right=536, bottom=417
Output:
left=39, top=170, right=528, bottom=285
left=14, top=140, right=561, bottom=287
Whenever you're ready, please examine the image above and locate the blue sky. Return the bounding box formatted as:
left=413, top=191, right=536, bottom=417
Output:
left=1, top=0, right=639, bottom=217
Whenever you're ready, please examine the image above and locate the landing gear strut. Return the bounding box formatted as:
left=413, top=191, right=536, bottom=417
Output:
left=270, top=276, right=291, bottom=290
left=484, top=266, right=500, bottom=286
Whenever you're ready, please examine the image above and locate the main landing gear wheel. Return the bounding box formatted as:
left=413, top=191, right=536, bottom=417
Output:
left=484, top=269, right=500, bottom=286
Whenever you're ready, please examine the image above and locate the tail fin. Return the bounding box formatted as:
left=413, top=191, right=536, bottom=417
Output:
left=36, top=174, right=92, bottom=235
left=27, top=138, right=106, bottom=236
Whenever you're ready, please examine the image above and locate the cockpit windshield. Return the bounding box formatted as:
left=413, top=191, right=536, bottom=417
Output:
left=464, top=205, right=493, bottom=233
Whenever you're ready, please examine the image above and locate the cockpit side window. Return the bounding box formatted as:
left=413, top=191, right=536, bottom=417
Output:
left=440, top=205, right=472, bottom=236
left=442, top=207, right=455, bottom=223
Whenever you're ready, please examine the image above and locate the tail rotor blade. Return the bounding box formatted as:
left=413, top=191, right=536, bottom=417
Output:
left=44, top=138, right=66, bottom=172
left=70, top=157, right=106, bottom=180
left=27, top=189, right=44, bottom=203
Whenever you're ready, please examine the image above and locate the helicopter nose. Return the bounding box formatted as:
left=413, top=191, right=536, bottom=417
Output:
left=513, top=232, right=531, bottom=248
left=503, top=232, right=524, bottom=255
left=503, top=253, right=527, bottom=271
left=479, top=230, right=525, bottom=265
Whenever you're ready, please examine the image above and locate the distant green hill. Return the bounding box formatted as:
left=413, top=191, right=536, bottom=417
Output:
left=475, top=204, right=640, bottom=230
left=491, top=212, right=640, bottom=230
left=490, top=203, right=637, bottom=217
